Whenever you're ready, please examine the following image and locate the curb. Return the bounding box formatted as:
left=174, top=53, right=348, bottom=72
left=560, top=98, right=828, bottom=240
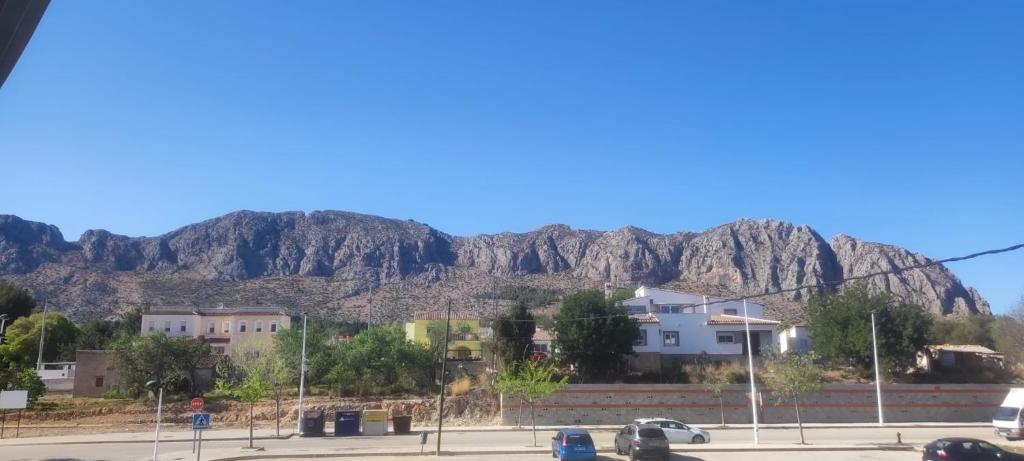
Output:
left=0, top=434, right=296, bottom=447
left=203, top=445, right=919, bottom=461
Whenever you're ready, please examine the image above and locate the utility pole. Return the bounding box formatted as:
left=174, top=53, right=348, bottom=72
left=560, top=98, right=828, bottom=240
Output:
left=296, top=314, right=308, bottom=434
left=0, top=314, right=8, bottom=343
left=435, top=300, right=452, bottom=455
left=871, top=311, right=885, bottom=426
left=742, top=299, right=759, bottom=445
left=36, top=301, right=47, bottom=370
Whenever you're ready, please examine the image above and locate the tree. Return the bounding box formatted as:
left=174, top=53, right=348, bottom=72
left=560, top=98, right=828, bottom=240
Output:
left=326, top=326, right=435, bottom=396
left=0, top=365, right=46, bottom=405
left=75, top=309, right=142, bottom=351
left=607, top=288, right=636, bottom=306
left=0, top=280, right=36, bottom=324
left=929, top=316, right=995, bottom=348
left=274, top=320, right=333, bottom=391
left=805, top=284, right=931, bottom=376
left=702, top=365, right=729, bottom=426
left=553, top=290, right=639, bottom=381
left=763, top=352, right=824, bottom=444
left=992, top=297, right=1024, bottom=368
left=0, top=312, right=79, bottom=367
left=494, top=301, right=536, bottom=364
left=216, top=370, right=268, bottom=448
left=111, top=333, right=211, bottom=396
left=227, top=337, right=294, bottom=437
left=495, top=360, right=568, bottom=446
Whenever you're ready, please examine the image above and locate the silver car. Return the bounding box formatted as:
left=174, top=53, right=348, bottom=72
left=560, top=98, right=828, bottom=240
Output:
left=634, top=418, right=710, bottom=444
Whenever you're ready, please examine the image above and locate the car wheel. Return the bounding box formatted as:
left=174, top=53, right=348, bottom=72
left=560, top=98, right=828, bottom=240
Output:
left=691, top=435, right=705, bottom=444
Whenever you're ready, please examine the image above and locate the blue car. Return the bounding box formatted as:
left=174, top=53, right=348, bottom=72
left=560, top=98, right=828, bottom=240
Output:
left=551, top=428, right=597, bottom=461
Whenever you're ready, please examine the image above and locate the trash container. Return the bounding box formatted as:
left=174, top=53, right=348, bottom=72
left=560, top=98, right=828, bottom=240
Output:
left=334, top=410, right=361, bottom=436
left=392, top=415, right=412, bottom=434
left=300, top=408, right=325, bottom=437
left=362, top=409, right=388, bottom=436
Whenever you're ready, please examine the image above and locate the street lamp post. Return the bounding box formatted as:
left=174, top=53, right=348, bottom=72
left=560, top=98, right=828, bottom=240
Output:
left=296, top=314, right=308, bottom=434
left=742, top=299, right=759, bottom=445
left=147, top=380, right=164, bottom=461
left=871, top=311, right=885, bottom=426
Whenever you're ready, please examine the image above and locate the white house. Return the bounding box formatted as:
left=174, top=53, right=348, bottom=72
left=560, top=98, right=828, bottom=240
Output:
left=779, top=325, right=811, bottom=354
left=618, top=287, right=780, bottom=372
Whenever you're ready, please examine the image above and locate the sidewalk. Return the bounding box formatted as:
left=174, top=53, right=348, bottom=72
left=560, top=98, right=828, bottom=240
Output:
left=0, top=427, right=294, bottom=447
left=154, top=442, right=918, bottom=461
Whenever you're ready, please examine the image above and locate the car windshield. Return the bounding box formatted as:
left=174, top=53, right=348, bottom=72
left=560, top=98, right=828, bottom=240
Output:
left=994, top=406, right=1020, bottom=421
left=638, top=428, right=666, bottom=438
left=567, top=434, right=593, bottom=445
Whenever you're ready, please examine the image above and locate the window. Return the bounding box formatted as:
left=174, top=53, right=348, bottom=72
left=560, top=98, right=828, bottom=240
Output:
left=148, top=321, right=155, bottom=332
left=270, top=322, right=278, bottom=333
left=724, top=308, right=738, bottom=315
left=659, top=305, right=681, bottom=314
left=255, top=320, right=263, bottom=333
left=163, top=321, right=171, bottom=333
left=663, top=331, right=679, bottom=347
left=213, top=346, right=226, bottom=355
left=222, top=321, right=230, bottom=333
left=634, top=330, right=647, bottom=347
left=626, top=306, right=645, bottom=314
left=95, top=376, right=104, bottom=387
left=179, top=320, right=187, bottom=333
left=798, top=339, right=810, bottom=349
left=717, top=334, right=734, bottom=344
left=208, top=322, right=215, bottom=334
left=239, top=321, right=247, bottom=333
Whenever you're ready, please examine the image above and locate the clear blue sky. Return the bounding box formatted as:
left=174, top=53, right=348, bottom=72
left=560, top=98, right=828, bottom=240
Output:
left=1, top=1, right=1021, bottom=312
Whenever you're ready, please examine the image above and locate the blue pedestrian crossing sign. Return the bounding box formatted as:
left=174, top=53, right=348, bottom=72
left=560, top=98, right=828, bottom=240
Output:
left=192, top=412, right=211, bottom=430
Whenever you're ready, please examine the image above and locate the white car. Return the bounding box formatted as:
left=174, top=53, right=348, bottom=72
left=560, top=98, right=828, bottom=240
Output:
left=633, top=418, right=710, bottom=444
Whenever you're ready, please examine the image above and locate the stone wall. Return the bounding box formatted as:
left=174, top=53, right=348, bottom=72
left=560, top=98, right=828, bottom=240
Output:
left=501, top=384, right=1011, bottom=425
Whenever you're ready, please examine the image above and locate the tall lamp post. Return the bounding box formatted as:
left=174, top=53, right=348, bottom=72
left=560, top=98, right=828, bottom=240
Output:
left=296, top=314, right=308, bottom=434
left=146, top=380, right=164, bottom=461
left=742, top=299, right=759, bottom=445
left=871, top=311, right=885, bottom=426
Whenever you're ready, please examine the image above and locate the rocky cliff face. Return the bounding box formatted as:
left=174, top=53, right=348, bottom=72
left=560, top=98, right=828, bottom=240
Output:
left=0, top=211, right=989, bottom=321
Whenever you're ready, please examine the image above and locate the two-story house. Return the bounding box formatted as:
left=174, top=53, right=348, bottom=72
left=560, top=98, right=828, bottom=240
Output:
left=405, top=312, right=482, bottom=360
left=141, top=305, right=291, bottom=355
left=618, top=286, right=780, bottom=372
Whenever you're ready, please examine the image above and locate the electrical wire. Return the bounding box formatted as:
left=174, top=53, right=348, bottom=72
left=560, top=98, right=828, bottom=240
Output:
left=501, top=241, right=1024, bottom=323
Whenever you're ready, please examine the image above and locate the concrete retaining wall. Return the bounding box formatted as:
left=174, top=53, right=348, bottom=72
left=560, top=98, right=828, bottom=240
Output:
left=501, top=384, right=1010, bottom=425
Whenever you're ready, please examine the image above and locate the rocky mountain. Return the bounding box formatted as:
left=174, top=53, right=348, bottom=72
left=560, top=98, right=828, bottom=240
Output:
left=0, top=211, right=989, bottom=322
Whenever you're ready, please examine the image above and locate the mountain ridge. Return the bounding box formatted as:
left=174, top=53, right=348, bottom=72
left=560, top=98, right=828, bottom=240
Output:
left=0, top=211, right=989, bottom=322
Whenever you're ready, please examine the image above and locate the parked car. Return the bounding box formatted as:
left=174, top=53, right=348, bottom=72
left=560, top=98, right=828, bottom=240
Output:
left=922, top=437, right=1024, bottom=461
left=634, top=418, right=710, bottom=444
left=614, top=423, right=671, bottom=461
left=550, top=428, right=597, bottom=461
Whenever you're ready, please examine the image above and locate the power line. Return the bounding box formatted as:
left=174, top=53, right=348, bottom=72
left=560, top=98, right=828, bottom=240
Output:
left=503, top=241, right=1024, bottom=323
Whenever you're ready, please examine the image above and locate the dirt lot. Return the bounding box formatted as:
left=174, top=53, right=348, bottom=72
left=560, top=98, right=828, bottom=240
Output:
left=6, top=389, right=500, bottom=438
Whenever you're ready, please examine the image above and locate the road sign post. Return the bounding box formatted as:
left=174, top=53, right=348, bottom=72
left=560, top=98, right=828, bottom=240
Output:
left=190, top=398, right=204, bottom=453
left=192, top=413, right=211, bottom=461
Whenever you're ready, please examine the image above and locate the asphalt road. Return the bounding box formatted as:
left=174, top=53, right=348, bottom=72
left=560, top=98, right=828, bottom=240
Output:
left=4, top=426, right=1003, bottom=461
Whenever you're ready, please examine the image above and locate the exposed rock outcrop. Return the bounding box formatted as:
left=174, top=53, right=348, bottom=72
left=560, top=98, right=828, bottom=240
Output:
left=0, top=211, right=989, bottom=321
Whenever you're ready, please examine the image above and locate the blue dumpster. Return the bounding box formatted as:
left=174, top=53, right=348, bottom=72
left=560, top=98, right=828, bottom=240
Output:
left=334, top=410, right=361, bottom=436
